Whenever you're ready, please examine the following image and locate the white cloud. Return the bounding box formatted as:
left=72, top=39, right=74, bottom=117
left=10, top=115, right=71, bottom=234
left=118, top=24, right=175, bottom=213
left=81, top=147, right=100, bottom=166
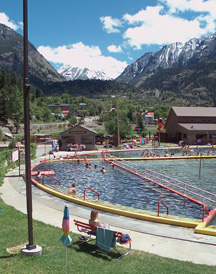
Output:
left=107, top=45, right=123, bottom=53
left=122, top=1, right=216, bottom=49
left=38, top=42, right=127, bottom=79
left=0, top=12, right=22, bottom=30
left=100, top=16, right=122, bottom=33
left=160, top=0, right=216, bottom=15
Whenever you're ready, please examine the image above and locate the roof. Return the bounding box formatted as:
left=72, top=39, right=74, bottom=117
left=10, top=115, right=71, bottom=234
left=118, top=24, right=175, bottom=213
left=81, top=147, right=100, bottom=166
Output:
left=48, top=104, right=70, bottom=107
left=178, top=123, right=216, bottom=131
left=62, top=110, right=69, bottom=116
left=172, top=107, right=216, bottom=117
left=60, top=124, right=97, bottom=135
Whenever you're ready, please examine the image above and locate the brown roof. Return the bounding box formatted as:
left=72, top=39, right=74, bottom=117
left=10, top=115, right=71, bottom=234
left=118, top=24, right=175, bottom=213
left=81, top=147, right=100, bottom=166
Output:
left=172, top=107, right=216, bottom=117
left=178, top=123, right=216, bottom=131
left=60, top=124, right=97, bottom=135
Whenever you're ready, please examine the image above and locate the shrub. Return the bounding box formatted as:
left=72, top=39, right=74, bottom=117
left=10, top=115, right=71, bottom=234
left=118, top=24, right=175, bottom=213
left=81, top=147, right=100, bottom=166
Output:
left=8, top=139, right=16, bottom=149
left=2, top=136, right=8, bottom=142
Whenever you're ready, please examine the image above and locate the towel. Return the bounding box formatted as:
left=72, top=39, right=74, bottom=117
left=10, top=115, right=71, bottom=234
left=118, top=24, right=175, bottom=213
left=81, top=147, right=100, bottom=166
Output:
left=96, top=227, right=116, bottom=252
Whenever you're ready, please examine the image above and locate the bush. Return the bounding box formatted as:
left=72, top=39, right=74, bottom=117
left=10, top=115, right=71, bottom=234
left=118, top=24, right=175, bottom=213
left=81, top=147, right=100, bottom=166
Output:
left=31, top=135, right=37, bottom=143
left=30, top=143, right=37, bottom=159
left=8, top=139, right=16, bottom=149
left=0, top=149, right=13, bottom=186
left=2, top=136, right=8, bottom=142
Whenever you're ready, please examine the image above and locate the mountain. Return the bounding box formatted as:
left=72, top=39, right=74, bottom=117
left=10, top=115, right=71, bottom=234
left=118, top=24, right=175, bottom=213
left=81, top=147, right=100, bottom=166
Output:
left=116, top=32, right=216, bottom=87
left=0, top=23, right=64, bottom=84
left=58, top=65, right=111, bottom=81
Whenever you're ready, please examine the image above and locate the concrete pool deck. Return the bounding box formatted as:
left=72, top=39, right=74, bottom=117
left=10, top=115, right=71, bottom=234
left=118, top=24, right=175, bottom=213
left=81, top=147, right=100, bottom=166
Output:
left=1, top=144, right=216, bottom=266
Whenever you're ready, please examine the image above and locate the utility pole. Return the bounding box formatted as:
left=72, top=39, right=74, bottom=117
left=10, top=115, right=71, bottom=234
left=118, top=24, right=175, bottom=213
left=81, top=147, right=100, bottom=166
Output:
left=21, top=0, right=42, bottom=255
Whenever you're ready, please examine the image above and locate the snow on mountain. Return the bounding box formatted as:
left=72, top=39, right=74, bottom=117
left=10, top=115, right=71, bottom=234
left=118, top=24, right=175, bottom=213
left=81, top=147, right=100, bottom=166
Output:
left=58, top=65, right=112, bottom=81
left=116, top=32, right=216, bottom=85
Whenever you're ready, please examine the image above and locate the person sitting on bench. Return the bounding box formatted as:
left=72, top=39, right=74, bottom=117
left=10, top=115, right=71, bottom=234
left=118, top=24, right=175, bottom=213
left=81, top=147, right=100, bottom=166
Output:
left=89, top=209, right=103, bottom=227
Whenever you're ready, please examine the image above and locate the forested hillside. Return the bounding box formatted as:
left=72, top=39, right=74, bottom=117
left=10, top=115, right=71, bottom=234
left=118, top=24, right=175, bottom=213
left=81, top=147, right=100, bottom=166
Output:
left=133, top=60, right=216, bottom=106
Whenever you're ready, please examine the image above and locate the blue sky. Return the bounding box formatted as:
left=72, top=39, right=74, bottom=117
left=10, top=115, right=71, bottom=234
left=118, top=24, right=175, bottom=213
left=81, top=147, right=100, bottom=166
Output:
left=1, top=0, right=216, bottom=78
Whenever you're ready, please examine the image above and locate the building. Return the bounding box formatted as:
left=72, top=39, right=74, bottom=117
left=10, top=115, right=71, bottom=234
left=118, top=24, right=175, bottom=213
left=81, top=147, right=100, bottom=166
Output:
left=164, top=107, right=216, bottom=145
left=48, top=104, right=70, bottom=117
left=59, top=125, right=96, bottom=151
left=142, top=111, right=155, bottom=125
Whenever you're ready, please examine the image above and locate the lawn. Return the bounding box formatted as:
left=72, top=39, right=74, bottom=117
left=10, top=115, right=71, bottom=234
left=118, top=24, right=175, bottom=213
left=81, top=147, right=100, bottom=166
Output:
left=0, top=198, right=215, bottom=274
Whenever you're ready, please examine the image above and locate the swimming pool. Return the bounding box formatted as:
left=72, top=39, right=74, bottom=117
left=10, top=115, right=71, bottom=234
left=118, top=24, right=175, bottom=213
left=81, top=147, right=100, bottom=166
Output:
left=110, top=146, right=216, bottom=158
left=34, top=158, right=210, bottom=220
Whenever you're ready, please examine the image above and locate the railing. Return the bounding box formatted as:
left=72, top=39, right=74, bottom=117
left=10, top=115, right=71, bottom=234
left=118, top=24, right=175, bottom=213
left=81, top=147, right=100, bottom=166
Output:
left=83, top=187, right=100, bottom=201
left=102, top=150, right=110, bottom=159
left=144, top=168, right=216, bottom=205
left=105, top=155, right=138, bottom=170
left=158, top=200, right=168, bottom=217
left=115, top=157, right=216, bottom=206
left=202, top=205, right=210, bottom=222
left=45, top=174, right=61, bottom=185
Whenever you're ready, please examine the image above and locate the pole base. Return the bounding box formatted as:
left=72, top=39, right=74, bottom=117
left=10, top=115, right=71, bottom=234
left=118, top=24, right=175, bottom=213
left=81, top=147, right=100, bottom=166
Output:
left=21, top=244, right=42, bottom=256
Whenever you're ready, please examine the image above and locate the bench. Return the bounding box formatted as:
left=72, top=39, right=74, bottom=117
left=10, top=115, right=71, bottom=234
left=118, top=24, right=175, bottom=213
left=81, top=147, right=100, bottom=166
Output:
left=74, top=219, right=131, bottom=259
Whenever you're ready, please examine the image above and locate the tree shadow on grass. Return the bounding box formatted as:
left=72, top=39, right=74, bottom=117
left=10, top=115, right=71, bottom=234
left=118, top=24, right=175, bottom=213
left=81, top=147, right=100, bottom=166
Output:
left=68, top=240, right=119, bottom=261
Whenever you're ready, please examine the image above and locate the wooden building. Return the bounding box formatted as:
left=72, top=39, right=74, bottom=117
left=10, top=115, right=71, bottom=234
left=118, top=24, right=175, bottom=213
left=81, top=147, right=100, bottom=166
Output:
left=164, top=107, right=216, bottom=145
left=59, top=125, right=96, bottom=151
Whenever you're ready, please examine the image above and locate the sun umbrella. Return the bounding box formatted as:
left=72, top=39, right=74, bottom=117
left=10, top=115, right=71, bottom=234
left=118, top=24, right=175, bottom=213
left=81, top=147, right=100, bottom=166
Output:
left=59, top=204, right=72, bottom=274
left=60, top=204, right=72, bottom=246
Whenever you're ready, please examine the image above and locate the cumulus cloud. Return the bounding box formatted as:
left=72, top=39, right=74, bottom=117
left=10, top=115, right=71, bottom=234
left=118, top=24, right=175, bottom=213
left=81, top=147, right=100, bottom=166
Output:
left=160, top=0, right=216, bottom=15
left=100, top=16, right=122, bottom=33
left=0, top=12, right=22, bottom=30
left=122, top=0, right=216, bottom=49
left=38, top=42, right=127, bottom=78
left=107, top=45, right=123, bottom=53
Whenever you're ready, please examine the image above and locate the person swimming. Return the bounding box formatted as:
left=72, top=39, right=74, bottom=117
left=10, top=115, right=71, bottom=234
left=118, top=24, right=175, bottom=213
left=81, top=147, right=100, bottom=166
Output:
left=100, top=166, right=106, bottom=173
left=67, top=183, right=76, bottom=194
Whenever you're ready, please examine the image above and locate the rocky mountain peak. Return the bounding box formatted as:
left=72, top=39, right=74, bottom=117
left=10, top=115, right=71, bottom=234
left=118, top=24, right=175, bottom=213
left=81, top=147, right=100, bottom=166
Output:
left=116, top=31, right=216, bottom=86
left=0, top=23, right=64, bottom=84
left=58, top=65, right=112, bottom=81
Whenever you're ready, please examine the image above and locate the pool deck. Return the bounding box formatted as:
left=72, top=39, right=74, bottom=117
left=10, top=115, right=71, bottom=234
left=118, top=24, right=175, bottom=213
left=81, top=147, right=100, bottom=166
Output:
left=1, top=144, right=216, bottom=266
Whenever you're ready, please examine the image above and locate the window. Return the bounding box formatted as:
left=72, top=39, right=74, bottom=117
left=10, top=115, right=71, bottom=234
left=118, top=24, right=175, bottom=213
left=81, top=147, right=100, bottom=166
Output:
left=196, top=134, right=207, bottom=139
left=62, top=135, right=75, bottom=144
left=183, top=133, right=187, bottom=138
left=209, top=134, right=216, bottom=139
left=81, top=135, right=94, bottom=144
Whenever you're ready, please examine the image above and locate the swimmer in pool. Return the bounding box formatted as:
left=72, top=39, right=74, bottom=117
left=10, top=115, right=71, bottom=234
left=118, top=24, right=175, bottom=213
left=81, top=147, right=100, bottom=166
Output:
left=100, top=166, right=106, bottom=173
left=36, top=170, right=42, bottom=180
left=67, top=183, right=76, bottom=194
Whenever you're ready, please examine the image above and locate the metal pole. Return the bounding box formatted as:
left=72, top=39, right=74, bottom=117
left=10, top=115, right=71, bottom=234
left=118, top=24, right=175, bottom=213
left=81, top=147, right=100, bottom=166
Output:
left=116, top=97, right=120, bottom=148
left=23, top=0, right=35, bottom=250
left=199, top=156, right=202, bottom=178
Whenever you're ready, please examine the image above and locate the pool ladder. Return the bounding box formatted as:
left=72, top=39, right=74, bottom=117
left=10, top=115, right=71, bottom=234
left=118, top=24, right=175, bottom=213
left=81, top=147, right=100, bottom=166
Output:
left=158, top=200, right=169, bottom=217
left=83, top=187, right=100, bottom=201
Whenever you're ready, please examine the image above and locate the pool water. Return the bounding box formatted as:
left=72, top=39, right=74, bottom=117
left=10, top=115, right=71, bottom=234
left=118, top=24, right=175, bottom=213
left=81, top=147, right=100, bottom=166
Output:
left=115, top=158, right=216, bottom=208
left=35, top=160, right=205, bottom=220
left=111, top=146, right=216, bottom=158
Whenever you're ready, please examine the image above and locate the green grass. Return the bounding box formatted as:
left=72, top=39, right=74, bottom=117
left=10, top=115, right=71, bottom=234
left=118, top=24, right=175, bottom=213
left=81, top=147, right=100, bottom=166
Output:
left=0, top=199, right=215, bottom=274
